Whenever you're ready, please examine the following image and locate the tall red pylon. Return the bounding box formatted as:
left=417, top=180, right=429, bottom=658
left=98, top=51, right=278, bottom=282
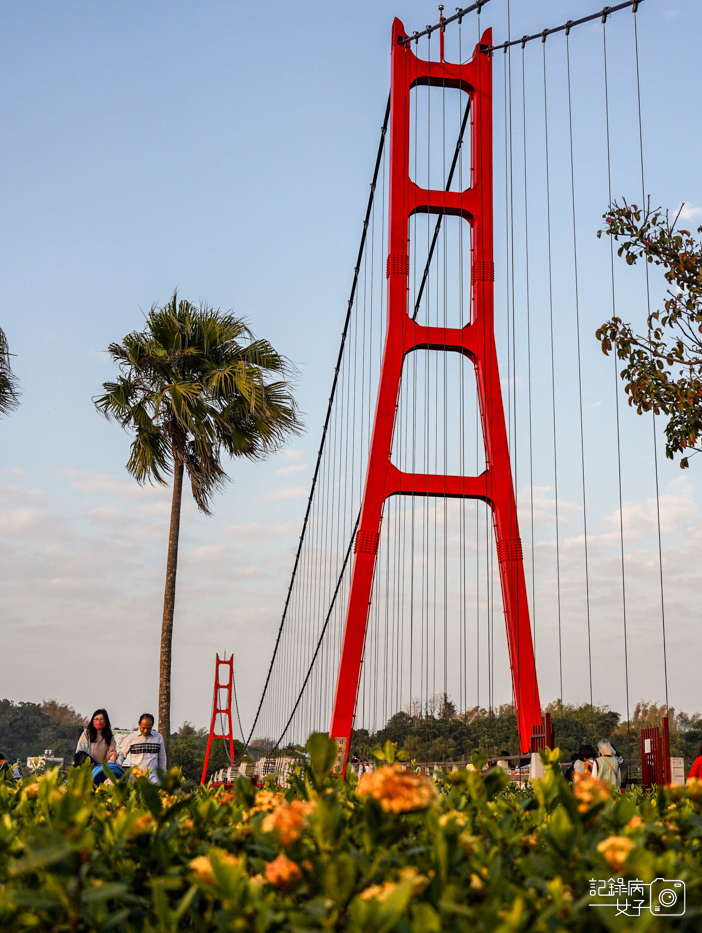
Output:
left=329, top=20, right=542, bottom=773
left=201, top=653, right=235, bottom=785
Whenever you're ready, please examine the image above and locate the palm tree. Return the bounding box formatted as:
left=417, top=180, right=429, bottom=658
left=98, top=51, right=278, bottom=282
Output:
left=0, top=326, right=20, bottom=417
left=95, top=292, right=301, bottom=751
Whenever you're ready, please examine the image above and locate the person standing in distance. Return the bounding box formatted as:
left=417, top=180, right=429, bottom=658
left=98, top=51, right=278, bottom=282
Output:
left=688, top=744, right=702, bottom=781
left=117, top=713, right=167, bottom=784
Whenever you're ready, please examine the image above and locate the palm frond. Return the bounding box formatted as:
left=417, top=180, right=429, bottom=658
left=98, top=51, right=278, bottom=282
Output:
left=0, top=326, right=21, bottom=417
left=96, top=295, right=302, bottom=512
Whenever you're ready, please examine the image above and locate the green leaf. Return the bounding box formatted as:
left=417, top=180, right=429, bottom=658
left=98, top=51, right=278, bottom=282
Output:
left=547, top=807, right=578, bottom=856
left=411, top=902, right=442, bottom=933
left=324, top=853, right=358, bottom=906
left=306, top=732, right=337, bottom=782
left=4, top=888, right=63, bottom=909
left=173, top=884, right=198, bottom=922
left=81, top=882, right=128, bottom=904
left=233, top=774, right=256, bottom=808
left=138, top=779, right=164, bottom=817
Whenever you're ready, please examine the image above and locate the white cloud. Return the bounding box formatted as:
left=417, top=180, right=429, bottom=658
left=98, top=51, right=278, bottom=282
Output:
left=678, top=202, right=702, bottom=222
left=519, top=486, right=582, bottom=529
left=275, top=463, right=308, bottom=476
left=600, top=492, right=696, bottom=540
left=264, top=486, right=308, bottom=501
left=221, top=522, right=293, bottom=542
left=137, top=501, right=172, bottom=517
left=0, top=506, right=52, bottom=534
left=0, top=471, right=299, bottom=731
left=88, top=506, right=126, bottom=524
left=2, top=465, right=701, bottom=738
left=0, top=484, right=49, bottom=506
left=67, top=469, right=170, bottom=502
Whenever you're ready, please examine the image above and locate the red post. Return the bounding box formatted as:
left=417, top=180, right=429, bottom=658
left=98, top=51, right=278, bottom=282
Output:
left=641, top=725, right=664, bottom=787
left=201, top=654, right=235, bottom=785
left=329, top=20, right=542, bottom=774
left=661, top=715, right=671, bottom=784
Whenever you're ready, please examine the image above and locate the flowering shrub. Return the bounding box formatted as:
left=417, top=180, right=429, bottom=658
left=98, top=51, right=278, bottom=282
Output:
left=0, top=737, right=701, bottom=930
left=357, top=763, right=437, bottom=813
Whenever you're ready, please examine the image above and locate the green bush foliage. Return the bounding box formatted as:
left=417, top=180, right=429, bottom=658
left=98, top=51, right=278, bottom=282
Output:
left=0, top=700, right=85, bottom=764
left=1, top=736, right=701, bottom=931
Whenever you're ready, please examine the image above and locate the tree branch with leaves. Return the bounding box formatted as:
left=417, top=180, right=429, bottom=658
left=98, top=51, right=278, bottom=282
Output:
left=596, top=199, right=702, bottom=468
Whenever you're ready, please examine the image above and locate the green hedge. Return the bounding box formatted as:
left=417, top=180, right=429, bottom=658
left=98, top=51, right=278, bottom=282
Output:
left=1, top=738, right=700, bottom=931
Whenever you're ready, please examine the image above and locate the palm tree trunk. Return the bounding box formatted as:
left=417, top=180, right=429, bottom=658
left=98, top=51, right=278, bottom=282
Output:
left=159, top=458, right=184, bottom=758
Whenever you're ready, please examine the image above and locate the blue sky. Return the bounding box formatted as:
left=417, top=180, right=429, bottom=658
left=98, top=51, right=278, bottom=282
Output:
left=1, top=0, right=701, bottom=736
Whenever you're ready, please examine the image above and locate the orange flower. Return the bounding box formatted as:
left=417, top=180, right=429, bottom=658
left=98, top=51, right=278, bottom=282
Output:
left=459, top=832, right=481, bottom=856
left=357, top=765, right=437, bottom=814
left=398, top=866, right=430, bottom=894
left=439, top=810, right=468, bottom=829
left=242, top=788, right=284, bottom=821
left=625, top=816, right=644, bottom=830
left=572, top=772, right=611, bottom=813
left=190, top=855, right=216, bottom=885
left=253, top=789, right=283, bottom=812
left=264, top=854, right=301, bottom=889
left=190, top=850, right=240, bottom=885
left=129, top=814, right=155, bottom=838
left=597, top=835, right=635, bottom=872
left=261, top=799, right=315, bottom=847
left=22, top=783, right=40, bottom=801
left=360, top=881, right=397, bottom=901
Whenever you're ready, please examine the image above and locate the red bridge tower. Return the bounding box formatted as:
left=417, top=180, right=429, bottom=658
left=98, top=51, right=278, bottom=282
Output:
left=330, top=21, right=542, bottom=772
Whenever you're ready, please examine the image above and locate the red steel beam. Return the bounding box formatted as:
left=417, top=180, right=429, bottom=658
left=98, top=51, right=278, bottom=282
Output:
left=329, top=19, right=541, bottom=774
left=201, top=654, right=235, bottom=785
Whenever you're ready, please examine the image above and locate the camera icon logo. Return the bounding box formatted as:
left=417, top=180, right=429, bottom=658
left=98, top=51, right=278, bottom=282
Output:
left=650, top=878, right=685, bottom=916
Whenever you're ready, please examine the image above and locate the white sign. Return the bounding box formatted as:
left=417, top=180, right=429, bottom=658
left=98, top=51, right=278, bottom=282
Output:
left=670, top=758, right=685, bottom=784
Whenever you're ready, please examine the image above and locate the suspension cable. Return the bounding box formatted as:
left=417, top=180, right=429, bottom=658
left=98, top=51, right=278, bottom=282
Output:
left=412, top=101, right=471, bottom=320
left=270, top=512, right=360, bottom=753
left=602, top=16, right=632, bottom=763
left=243, top=96, right=390, bottom=748
left=632, top=6, right=669, bottom=714
left=486, top=1, right=646, bottom=53
left=541, top=36, right=563, bottom=710
left=521, top=42, right=537, bottom=705
left=566, top=31, right=595, bottom=735
left=398, top=1, right=492, bottom=46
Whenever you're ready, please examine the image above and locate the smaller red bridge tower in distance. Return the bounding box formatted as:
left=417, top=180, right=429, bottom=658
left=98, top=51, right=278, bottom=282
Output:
left=201, top=653, right=236, bottom=785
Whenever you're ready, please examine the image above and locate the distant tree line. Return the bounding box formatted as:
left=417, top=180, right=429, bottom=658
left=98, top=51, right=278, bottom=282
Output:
left=0, top=699, right=85, bottom=764
left=3, top=695, right=701, bottom=777
left=350, top=694, right=702, bottom=771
